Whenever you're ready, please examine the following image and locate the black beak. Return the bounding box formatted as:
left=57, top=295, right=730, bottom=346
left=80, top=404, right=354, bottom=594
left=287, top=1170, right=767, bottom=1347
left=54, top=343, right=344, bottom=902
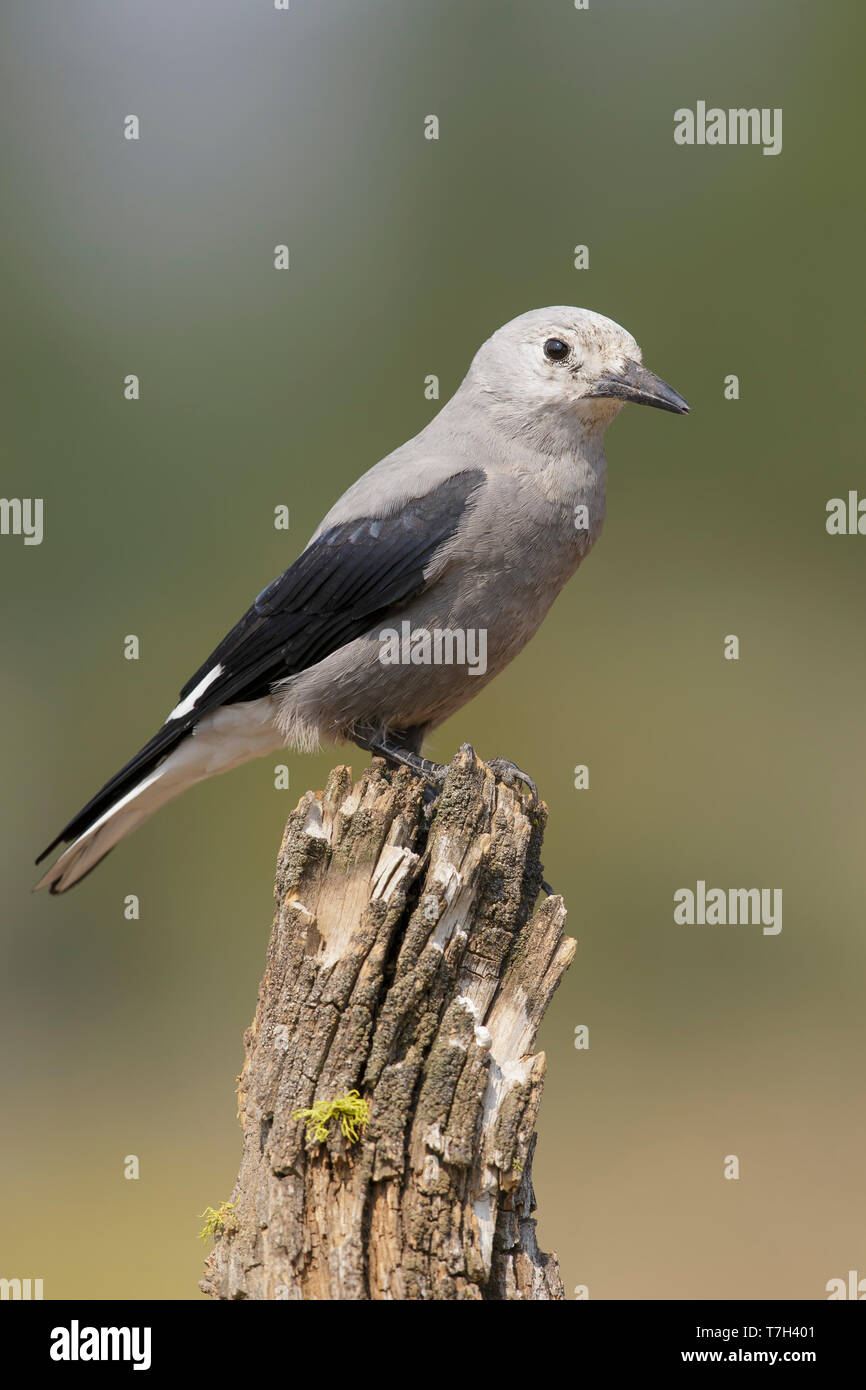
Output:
left=589, top=360, right=690, bottom=415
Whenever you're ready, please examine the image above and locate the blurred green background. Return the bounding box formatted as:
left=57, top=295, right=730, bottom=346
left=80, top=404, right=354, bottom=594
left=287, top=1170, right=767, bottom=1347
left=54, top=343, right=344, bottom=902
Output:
left=2, top=0, right=864, bottom=1300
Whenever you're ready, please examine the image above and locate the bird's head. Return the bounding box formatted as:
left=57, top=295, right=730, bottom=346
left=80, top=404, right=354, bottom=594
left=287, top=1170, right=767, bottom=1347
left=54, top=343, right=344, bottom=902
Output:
left=468, top=306, right=689, bottom=440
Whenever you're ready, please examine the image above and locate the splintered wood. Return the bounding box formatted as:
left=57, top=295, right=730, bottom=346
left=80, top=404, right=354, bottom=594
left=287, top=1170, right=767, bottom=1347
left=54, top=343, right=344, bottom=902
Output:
left=201, top=744, right=575, bottom=1300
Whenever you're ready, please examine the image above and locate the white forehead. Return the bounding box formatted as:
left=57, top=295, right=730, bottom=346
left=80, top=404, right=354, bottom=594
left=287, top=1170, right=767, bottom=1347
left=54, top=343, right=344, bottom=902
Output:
left=481, top=306, right=640, bottom=361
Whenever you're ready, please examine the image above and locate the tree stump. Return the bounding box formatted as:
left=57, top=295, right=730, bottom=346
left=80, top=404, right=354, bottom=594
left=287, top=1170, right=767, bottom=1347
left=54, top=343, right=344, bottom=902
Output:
left=200, top=744, right=575, bottom=1300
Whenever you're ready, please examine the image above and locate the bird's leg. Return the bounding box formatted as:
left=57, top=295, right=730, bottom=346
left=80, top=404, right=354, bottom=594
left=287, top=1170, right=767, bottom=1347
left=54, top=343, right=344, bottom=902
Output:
left=354, top=730, right=539, bottom=807
left=376, top=738, right=448, bottom=788
left=353, top=728, right=448, bottom=791
left=486, top=757, right=539, bottom=806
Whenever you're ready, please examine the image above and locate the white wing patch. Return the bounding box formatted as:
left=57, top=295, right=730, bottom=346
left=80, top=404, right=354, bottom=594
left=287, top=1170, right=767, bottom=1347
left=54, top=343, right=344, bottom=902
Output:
left=165, top=664, right=223, bottom=723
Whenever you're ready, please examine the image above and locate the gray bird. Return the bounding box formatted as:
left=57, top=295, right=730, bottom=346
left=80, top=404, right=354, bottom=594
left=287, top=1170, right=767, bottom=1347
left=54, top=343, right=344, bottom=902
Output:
left=36, top=306, right=688, bottom=893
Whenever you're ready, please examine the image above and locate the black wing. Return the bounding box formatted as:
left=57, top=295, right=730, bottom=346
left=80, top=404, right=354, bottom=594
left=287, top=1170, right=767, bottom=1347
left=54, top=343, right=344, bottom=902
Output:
left=37, top=470, right=484, bottom=860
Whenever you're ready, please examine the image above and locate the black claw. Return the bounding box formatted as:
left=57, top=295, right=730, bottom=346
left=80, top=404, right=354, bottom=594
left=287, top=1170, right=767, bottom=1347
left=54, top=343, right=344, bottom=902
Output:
left=487, top=757, right=539, bottom=806
left=541, top=878, right=555, bottom=896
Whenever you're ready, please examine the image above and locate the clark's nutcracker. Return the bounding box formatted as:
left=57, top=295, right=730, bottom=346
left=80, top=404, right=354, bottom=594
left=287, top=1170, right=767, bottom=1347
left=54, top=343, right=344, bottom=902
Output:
left=36, top=306, right=688, bottom=893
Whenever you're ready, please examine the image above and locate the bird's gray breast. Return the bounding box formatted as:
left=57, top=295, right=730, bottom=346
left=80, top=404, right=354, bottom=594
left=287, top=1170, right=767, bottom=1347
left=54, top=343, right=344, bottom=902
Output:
left=439, top=460, right=605, bottom=672
left=280, top=452, right=605, bottom=741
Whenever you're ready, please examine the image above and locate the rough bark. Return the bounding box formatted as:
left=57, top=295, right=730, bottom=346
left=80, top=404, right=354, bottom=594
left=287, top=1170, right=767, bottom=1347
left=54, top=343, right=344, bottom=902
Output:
left=201, top=744, right=575, bottom=1301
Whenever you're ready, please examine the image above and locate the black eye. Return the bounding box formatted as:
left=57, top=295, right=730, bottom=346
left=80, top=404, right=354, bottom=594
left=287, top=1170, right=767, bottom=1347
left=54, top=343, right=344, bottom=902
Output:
left=544, top=337, right=570, bottom=362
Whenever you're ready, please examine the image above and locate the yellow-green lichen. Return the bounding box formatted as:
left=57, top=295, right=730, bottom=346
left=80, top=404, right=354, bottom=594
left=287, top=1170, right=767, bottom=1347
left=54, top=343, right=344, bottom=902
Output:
left=198, top=1200, right=238, bottom=1242
left=293, top=1089, right=370, bottom=1145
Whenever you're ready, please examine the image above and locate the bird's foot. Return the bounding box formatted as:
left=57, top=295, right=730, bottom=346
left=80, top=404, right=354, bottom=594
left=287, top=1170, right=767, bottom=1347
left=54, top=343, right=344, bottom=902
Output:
left=486, top=757, right=539, bottom=807
left=359, top=731, right=447, bottom=793
left=359, top=730, right=538, bottom=812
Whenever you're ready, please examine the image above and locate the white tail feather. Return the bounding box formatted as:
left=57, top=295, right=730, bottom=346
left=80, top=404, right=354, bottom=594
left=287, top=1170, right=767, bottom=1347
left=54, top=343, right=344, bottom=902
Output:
left=36, top=700, right=283, bottom=894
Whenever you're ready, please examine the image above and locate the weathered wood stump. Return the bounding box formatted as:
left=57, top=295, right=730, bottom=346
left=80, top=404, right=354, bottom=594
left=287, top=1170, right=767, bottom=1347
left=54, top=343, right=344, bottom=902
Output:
left=201, top=744, right=575, bottom=1300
